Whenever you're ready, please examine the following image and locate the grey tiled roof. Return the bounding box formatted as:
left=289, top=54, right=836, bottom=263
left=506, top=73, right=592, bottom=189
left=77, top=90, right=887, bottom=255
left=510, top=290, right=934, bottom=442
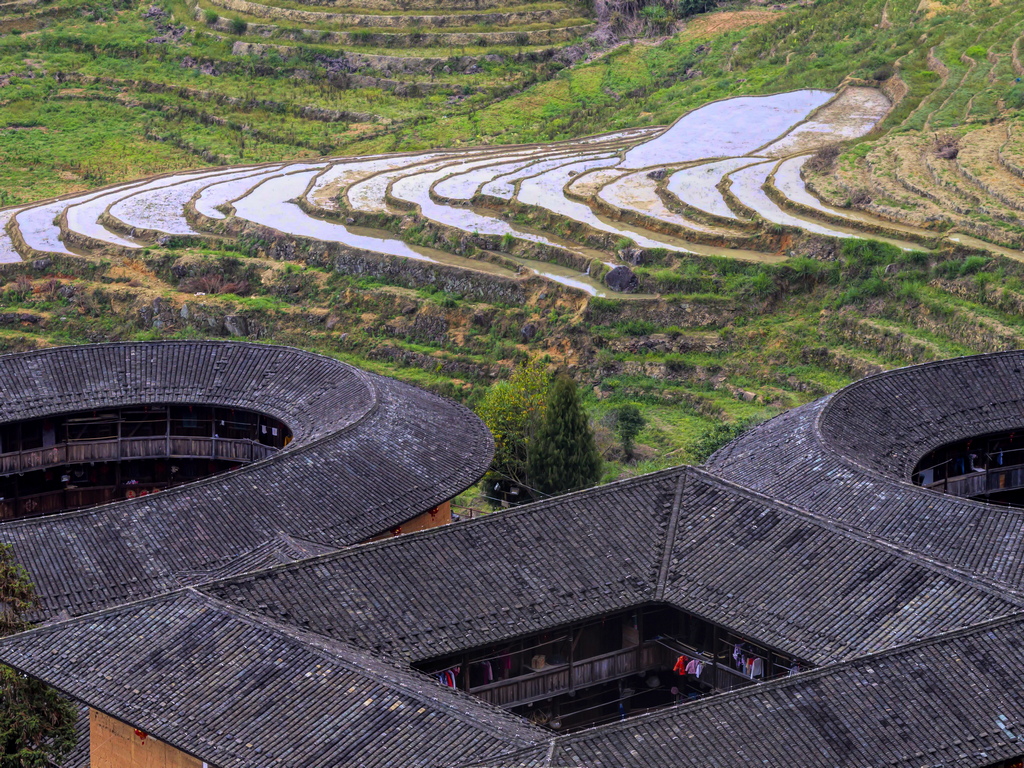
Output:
left=204, top=468, right=678, bottom=661
left=8, top=349, right=1024, bottom=768
left=202, top=467, right=1020, bottom=666
left=707, top=351, right=1024, bottom=591
left=0, top=341, right=492, bottom=619
left=539, top=614, right=1024, bottom=768
left=1, top=590, right=546, bottom=768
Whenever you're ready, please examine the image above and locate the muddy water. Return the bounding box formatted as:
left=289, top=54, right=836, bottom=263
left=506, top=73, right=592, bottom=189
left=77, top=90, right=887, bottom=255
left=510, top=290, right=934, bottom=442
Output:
left=620, top=90, right=833, bottom=169
left=504, top=254, right=641, bottom=297
left=946, top=233, right=1024, bottom=262
left=773, top=156, right=935, bottom=240
left=567, top=167, right=628, bottom=199
left=762, top=87, right=891, bottom=157
left=195, top=164, right=325, bottom=220
left=731, top=161, right=924, bottom=250
left=665, top=158, right=760, bottom=220
left=110, top=167, right=272, bottom=236
left=0, top=208, right=24, bottom=262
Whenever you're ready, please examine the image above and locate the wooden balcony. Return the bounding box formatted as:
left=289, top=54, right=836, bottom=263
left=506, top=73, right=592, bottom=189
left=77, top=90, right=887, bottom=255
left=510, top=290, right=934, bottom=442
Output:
left=923, top=462, right=1024, bottom=499
left=470, top=642, right=674, bottom=709
left=0, top=436, right=277, bottom=475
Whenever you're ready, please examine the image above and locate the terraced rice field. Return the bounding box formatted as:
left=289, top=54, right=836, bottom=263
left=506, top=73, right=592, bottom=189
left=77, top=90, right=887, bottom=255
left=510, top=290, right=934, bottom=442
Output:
left=4, top=84, right=958, bottom=296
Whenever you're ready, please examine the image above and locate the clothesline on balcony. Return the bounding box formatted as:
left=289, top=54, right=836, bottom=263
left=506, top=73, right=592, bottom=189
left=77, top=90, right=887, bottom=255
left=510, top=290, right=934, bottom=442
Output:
left=463, top=634, right=571, bottom=666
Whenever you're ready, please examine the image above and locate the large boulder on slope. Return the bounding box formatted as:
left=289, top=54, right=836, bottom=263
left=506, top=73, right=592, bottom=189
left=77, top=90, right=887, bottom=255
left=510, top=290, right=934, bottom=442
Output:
left=604, top=266, right=639, bottom=293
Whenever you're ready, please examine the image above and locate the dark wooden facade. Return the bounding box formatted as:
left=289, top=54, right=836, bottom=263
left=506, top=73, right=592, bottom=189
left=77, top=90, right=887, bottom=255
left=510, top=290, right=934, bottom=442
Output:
left=0, top=404, right=288, bottom=519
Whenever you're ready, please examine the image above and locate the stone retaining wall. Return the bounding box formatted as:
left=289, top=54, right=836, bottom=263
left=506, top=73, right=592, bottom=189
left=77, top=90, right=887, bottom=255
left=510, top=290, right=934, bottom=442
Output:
left=206, top=0, right=571, bottom=28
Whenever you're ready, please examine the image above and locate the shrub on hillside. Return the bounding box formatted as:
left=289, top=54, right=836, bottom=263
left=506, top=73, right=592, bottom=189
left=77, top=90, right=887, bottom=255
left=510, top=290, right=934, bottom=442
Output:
left=871, top=64, right=895, bottom=82
left=934, top=133, right=960, bottom=159
left=805, top=144, right=842, bottom=174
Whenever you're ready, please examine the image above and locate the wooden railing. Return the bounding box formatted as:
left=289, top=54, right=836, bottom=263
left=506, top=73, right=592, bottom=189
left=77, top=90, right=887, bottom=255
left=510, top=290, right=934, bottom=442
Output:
left=923, top=462, right=1024, bottom=499
left=0, top=436, right=276, bottom=474
left=709, top=663, right=760, bottom=693
left=470, top=642, right=672, bottom=709
left=0, top=483, right=166, bottom=520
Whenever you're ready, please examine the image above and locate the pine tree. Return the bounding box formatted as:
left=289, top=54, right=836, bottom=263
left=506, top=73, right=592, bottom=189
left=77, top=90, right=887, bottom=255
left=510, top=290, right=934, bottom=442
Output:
left=527, top=374, right=602, bottom=497
left=0, top=544, right=78, bottom=768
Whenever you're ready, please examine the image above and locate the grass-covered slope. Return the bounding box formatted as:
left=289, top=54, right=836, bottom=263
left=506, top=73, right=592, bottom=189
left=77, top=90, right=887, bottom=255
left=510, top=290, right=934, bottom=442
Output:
left=7, top=0, right=1024, bottom=500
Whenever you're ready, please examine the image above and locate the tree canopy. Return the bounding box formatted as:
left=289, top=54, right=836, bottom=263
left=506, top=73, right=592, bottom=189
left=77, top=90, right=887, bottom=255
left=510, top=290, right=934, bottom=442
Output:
left=476, top=360, right=551, bottom=503
left=614, top=403, right=646, bottom=461
left=0, top=545, right=78, bottom=768
left=527, top=374, right=602, bottom=498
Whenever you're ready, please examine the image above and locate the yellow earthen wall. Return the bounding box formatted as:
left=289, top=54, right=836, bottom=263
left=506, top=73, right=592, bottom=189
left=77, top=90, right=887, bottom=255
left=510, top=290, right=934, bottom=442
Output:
left=90, top=710, right=201, bottom=768
left=368, top=500, right=450, bottom=542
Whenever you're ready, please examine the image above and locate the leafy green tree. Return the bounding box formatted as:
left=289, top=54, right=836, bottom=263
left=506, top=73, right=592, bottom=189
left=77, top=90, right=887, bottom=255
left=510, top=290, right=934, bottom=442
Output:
left=527, top=374, right=602, bottom=497
left=477, top=360, right=551, bottom=504
left=615, top=403, right=646, bottom=461
left=676, top=0, right=718, bottom=16
left=0, top=544, right=77, bottom=768
left=689, top=417, right=763, bottom=464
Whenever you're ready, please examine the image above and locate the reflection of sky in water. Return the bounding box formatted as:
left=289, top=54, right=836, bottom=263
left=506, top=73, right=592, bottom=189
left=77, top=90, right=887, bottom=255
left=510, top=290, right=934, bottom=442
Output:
left=391, top=154, right=569, bottom=250
left=195, top=164, right=324, bottom=220
left=238, top=169, right=604, bottom=292
left=111, top=167, right=275, bottom=235
left=347, top=155, right=468, bottom=213
left=309, top=154, right=441, bottom=210
left=434, top=155, right=549, bottom=200
left=762, top=88, right=891, bottom=157
left=621, top=90, right=833, bottom=169
left=235, top=170, right=440, bottom=261
left=772, top=156, right=827, bottom=212
left=517, top=156, right=696, bottom=252
left=482, top=153, right=608, bottom=199
left=0, top=208, right=25, bottom=263
left=729, top=161, right=863, bottom=238
left=666, top=158, right=759, bottom=221
left=67, top=168, right=240, bottom=248
left=17, top=188, right=110, bottom=255
left=600, top=171, right=718, bottom=234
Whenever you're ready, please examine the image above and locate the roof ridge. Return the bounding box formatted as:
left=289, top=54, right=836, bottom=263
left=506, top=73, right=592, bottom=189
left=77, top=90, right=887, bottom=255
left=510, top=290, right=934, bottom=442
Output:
left=556, top=608, right=1024, bottom=744
left=0, top=343, right=388, bottom=531
left=0, top=586, right=199, bottom=641
left=654, top=470, right=687, bottom=602
left=198, top=465, right=690, bottom=591
left=692, top=466, right=1024, bottom=603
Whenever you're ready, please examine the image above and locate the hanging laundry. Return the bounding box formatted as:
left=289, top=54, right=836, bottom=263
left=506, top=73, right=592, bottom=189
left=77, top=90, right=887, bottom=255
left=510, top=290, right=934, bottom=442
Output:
left=437, top=666, right=461, bottom=688
left=672, top=655, right=689, bottom=674
left=750, top=657, right=763, bottom=678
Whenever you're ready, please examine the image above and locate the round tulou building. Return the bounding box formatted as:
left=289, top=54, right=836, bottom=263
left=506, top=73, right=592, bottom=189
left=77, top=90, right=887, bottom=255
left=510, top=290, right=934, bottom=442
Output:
left=3, top=343, right=1024, bottom=768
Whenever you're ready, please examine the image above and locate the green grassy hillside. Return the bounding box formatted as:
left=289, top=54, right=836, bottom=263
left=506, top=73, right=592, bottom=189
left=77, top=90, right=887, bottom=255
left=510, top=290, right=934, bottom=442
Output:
left=5, top=0, right=1024, bottom=508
